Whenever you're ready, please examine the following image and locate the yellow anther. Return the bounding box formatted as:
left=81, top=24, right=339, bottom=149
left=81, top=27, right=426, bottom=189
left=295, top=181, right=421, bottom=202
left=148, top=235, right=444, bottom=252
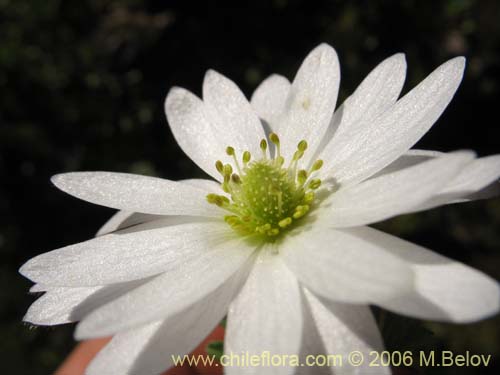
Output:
left=293, top=204, right=310, bottom=219
left=226, top=146, right=235, bottom=156
left=215, top=160, right=224, bottom=174
left=308, top=179, right=322, bottom=190
left=269, top=133, right=280, bottom=145
left=297, top=140, right=308, bottom=152
left=304, top=191, right=315, bottom=203
left=297, top=170, right=308, bottom=185
left=242, top=151, right=251, bottom=164
left=256, top=223, right=272, bottom=234
left=224, top=215, right=239, bottom=225
left=223, top=164, right=233, bottom=176
left=311, top=159, right=323, bottom=172
left=206, top=193, right=218, bottom=204
left=267, top=228, right=280, bottom=236
left=207, top=194, right=229, bottom=207
left=231, top=174, right=241, bottom=184
left=278, top=217, right=292, bottom=228
left=293, top=150, right=304, bottom=161
left=260, top=139, right=268, bottom=152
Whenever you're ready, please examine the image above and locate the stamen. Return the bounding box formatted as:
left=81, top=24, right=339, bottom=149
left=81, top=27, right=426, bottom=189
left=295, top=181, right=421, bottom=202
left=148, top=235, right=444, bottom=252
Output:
left=260, top=139, right=268, bottom=159
left=242, top=151, right=251, bottom=165
left=308, top=179, right=322, bottom=190
left=231, top=174, right=241, bottom=184
left=206, top=133, right=324, bottom=240
left=226, top=146, right=242, bottom=174
left=278, top=217, right=292, bottom=228
left=223, top=164, right=233, bottom=177
left=297, top=140, right=308, bottom=152
left=297, top=170, right=308, bottom=185
left=269, top=133, right=281, bottom=159
left=215, top=160, right=224, bottom=175
left=311, top=159, right=323, bottom=172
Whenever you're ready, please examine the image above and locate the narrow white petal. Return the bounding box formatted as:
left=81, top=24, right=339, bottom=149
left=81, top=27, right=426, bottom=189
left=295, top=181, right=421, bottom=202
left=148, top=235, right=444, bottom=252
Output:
left=374, top=151, right=500, bottom=210
left=278, top=44, right=340, bottom=165
left=320, top=151, right=474, bottom=228
left=181, top=178, right=221, bottom=192
left=225, top=249, right=303, bottom=375
left=29, top=284, right=47, bottom=293
left=24, top=279, right=149, bottom=325
left=20, top=221, right=232, bottom=287
left=352, top=227, right=500, bottom=323
left=86, top=264, right=250, bottom=375
left=317, top=53, right=406, bottom=162
left=96, top=211, right=162, bottom=236
left=321, top=57, right=466, bottom=186
left=203, top=70, right=266, bottom=156
left=75, top=238, right=256, bottom=338
left=95, top=178, right=221, bottom=236
left=24, top=287, right=100, bottom=325
left=165, top=87, right=225, bottom=181
left=51, top=172, right=222, bottom=217
left=304, top=289, right=389, bottom=375
left=250, top=74, right=291, bottom=132
left=425, top=154, right=500, bottom=205
left=370, top=149, right=441, bottom=179
left=281, top=227, right=414, bottom=304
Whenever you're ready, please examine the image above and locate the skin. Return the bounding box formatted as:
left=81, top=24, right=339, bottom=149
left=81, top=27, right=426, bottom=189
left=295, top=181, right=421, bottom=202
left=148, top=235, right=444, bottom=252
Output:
left=55, top=326, right=225, bottom=375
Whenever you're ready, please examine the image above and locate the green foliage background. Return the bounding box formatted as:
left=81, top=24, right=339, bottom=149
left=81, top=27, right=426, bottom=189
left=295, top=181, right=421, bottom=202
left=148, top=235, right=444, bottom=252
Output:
left=0, top=0, right=499, bottom=373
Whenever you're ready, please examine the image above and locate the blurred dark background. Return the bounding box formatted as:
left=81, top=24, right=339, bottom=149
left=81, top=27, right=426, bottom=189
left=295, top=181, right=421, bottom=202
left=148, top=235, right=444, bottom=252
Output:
left=1, top=0, right=499, bottom=374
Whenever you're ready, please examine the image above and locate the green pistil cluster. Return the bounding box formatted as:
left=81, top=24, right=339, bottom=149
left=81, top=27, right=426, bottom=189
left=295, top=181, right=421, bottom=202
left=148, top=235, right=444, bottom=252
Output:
left=207, top=133, right=323, bottom=239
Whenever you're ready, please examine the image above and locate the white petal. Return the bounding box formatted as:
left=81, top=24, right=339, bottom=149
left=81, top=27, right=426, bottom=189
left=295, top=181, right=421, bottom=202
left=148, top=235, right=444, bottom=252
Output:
left=86, top=264, right=250, bottom=375
left=95, top=178, right=222, bottom=236
left=203, top=70, right=266, bottom=156
left=250, top=74, right=291, bottom=132
left=319, top=151, right=474, bottom=228
left=303, top=289, right=389, bottom=375
left=278, top=44, right=340, bottom=165
left=96, top=211, right=162, bottom=236
left=373, top=151, right=500, bottom=210
left=281, top=227, right=414, bottom=304
left=24, top=279, right=149, bottom=325
left=24, top=287, right=100, bottom=325
left=370, top=149, right=441, bottom=179
left=51, top=172, right=222, bottom=217
left=352, top=226, right=500, bottom=323
left=321, top=57, right=466, bottom=186
left=181, top=177, right=221, bottom=191
left=29, top=284, right=47, bottom=293
left=20, top=220, right=232, bottom=287
left=317, top=53, right=406, bottom=162
left=165, top=87, right=226, bottom=181
left=75, top=238, right=256, bottom=338
left=421, top=154, right=500, bottom=209
left=225, top=249, right=303, bottom=375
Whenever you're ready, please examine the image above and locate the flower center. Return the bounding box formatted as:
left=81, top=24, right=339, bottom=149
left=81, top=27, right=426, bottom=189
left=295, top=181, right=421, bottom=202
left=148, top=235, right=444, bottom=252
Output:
left=207, top=133, right=323, bottom=239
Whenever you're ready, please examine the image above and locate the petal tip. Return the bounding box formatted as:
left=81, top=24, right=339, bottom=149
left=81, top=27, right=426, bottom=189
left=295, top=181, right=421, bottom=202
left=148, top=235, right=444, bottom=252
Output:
left=74, top=322, right=91, bottom=340
left=204, top=68, right=221, bottom=83
left=18, top=260, right=33, bottom=279
left=51, top=173, right=77, bottom=191
left=444, top=56, right=467, bottom=76
left=164, top=86, right=189, bottom=113
left=393, top=52, right=407, bottom=64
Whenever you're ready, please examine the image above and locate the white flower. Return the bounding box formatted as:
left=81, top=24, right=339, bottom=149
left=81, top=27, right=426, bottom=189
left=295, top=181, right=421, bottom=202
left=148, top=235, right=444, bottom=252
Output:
left=20, top=44, right=500, bottom=375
